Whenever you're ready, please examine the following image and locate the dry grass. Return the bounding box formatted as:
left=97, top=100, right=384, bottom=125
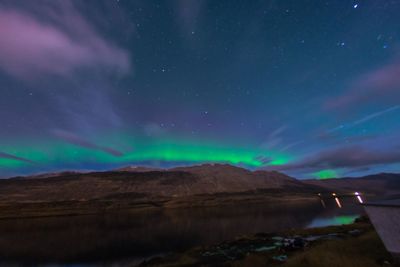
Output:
left=215, top=223, right=394, bottom=267
left=283, top=231, right=391, bottom=267
left=142, top=222, right=395, bottom=267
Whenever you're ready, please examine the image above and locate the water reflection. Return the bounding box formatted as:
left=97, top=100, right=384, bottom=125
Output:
left=0, top=198, right=364, bottom=266
left=307, top=215, right=359, bottom=228
left=309, top=196, right=364, bottom=228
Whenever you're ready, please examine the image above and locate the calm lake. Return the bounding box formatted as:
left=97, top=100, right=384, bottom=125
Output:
left=0, top=197, right=363, bottom=266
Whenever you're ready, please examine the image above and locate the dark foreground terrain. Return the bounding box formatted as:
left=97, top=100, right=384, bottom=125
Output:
left=1, top=164, right=399, bottom=219
left=0, top=165, right=398, bottom=266
left=140, top=217, right=395, bottom=267
left=0, top=200, right=358, bottom=266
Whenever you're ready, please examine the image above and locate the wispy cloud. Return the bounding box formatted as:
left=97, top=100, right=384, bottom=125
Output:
left=53, top=129, right=124, bottom=157
left=353, top=105, right=400, bottom=125
left=174, top=0, right=205, bottom=36
left=0, top=152, right=36, bottom=164
left=326, top=58, right=400, bottom=110
left=280, top=140, right=305, bottom=152
left=0, top=1, right=130, bottom=81
left=254, top=155, right=273, bottom=165
left=267, top=144, right=400, bottom=172
left=261, top=125, right=288, bottom=149
left=328, top=105, right=400, bottom=133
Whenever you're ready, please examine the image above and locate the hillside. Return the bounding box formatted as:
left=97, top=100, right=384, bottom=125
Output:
left=0, top=164, right=322, bottom=218
left=303, top=173, right=400, bottom=196
left=2, top=164, right=398, bottom=219
left=1, top=164, right=318, bottom=203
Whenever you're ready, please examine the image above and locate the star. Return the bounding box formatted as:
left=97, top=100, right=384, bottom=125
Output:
left=1, top=0, right=399, bottom=180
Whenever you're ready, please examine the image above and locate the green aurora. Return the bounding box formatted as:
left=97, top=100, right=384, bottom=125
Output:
left=0, top=134, right=292, bottom=174
left=313, top=169, right=339, bottom=180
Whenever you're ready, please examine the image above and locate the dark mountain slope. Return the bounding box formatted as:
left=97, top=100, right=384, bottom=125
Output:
left=0, top=164, right=317, bottom=203
left=303, top=173, right=400, bottom=196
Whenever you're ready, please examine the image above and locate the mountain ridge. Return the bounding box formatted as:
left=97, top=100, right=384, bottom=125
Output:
left=303, top=172, right=400, bottom=196
left=0, top=164, right=322, bottom=204
left=0, top=164, right=398, bottom=219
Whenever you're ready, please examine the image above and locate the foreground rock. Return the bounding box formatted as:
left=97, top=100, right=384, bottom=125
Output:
left=139, top=217, right=395, bottom=267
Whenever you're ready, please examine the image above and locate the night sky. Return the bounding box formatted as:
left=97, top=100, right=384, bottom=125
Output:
left=1, top=0, right=400, bottom=179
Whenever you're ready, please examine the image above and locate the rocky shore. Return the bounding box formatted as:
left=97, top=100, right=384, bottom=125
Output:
left=139, top=217, right=396, bottom=267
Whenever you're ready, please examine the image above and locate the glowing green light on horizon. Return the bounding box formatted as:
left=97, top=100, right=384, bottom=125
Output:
left=313, top=169, right=338, bottom=180
left=0, top=134, right=293, bottom=172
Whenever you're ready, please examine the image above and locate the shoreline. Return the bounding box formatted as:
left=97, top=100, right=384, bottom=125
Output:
left=139, top=217, right=395, bottom=267
left=0, top=199, right=366, bottom=266
left=0, top=193, right=319, bottom=220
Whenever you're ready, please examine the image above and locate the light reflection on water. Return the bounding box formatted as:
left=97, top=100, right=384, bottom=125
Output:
left=0, top=197, right=364, bottom=266
left=307, top=215, right=360, bottom=228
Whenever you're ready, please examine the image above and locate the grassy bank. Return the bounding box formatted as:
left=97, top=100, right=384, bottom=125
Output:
left=282, top=231, right=389, bottom=267
left=140, top=218, right=396, bottom=267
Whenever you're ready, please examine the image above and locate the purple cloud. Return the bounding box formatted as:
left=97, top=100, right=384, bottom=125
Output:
left=53, top=129, right=124, bottom=157
left=268, top=145, right=400, bottom=172
left=174, top=0, right=205, bottom=36
left=280, top=140, right=305, bottom=152
left=327, top=105, right=400, bottom=134
left=261, top=125, right=288, bottom=149
left=0, top=2, right=130, bottom=81
left=326, top=58, right=400, bottom=109
left=254, top=155, right=273, bottom=165
left=352, top=105, right=400, bottom=125
left=0, top=152, right=36, bottom=164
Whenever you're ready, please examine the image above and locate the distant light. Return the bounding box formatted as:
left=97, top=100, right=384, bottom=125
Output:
left=355, top=192, right=364, bottom=203
left=353, top=4, right=358, bottom=8
left=335, top=197, right=342, bottom=208
left=332, top=192, right=336, bottom=196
